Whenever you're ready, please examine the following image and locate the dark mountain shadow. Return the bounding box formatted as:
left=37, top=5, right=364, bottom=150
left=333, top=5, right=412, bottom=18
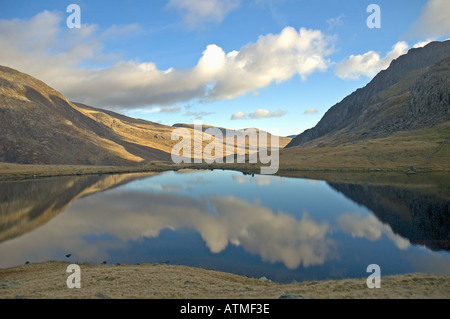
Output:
left=328, top=182, right=450, bottom=251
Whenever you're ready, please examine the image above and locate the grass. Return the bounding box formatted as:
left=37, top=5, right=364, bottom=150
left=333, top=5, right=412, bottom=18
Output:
left=280, top=121, right=450, bottom=172
left=0, top=261, right=449, bottom=299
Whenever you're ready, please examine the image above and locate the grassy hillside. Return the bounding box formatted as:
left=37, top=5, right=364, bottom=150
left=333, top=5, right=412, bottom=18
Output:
left=281, top=121, right=450, bottom=171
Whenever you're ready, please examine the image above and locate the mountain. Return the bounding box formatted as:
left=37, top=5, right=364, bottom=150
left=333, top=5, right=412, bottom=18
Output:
left=0, top=65, right=178, bottom=165
left=286, top=40, right=450, bottom=148
left=0, top=65, right=287, bottom=166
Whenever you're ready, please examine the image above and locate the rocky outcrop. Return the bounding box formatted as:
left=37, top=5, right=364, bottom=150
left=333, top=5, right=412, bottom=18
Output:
left=287, top=40, right=450, bottom=148
left=408, top=59, right=450, bottom=122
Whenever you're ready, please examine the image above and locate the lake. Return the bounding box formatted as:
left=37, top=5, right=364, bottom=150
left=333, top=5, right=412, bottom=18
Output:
left=0, top=169, right=449, bottom=283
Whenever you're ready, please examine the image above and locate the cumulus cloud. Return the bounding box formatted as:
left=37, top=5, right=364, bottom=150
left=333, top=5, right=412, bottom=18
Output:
left=249, top=109, right=286, bottom=119
left=413, top=40, right=433, bottom=48
left=0, top=12, right=334, bottom=110
left=409, top=0, right=450, bottom=39
left=168, top=0, right=240, bottom=27
left=208, top=27, right=333, bottom=100
left=231, top=111, right=248, bottom=120
left=231, top=109, right=286, bottom=120
left=304, top=107, right=319, bottom=114
left=335, top=41, right=409, bottom=80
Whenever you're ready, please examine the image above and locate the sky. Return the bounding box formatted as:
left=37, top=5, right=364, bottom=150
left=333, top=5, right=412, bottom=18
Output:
left=0, top=0, right=449, bottom=137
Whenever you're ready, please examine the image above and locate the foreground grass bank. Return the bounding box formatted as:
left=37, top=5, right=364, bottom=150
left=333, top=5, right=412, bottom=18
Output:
left=0, top=261, right=449, bottom=299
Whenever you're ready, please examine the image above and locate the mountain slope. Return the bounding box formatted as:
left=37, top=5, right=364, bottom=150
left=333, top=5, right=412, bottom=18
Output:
left=0, top=65, right=178, bottom=165
left=286, top=40, right=450, bottom=148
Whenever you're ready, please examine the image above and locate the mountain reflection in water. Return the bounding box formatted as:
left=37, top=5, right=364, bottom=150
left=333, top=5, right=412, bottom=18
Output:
left=328, top=183, right=449, bottom=251
left=0, top=170, right=448, bottom=282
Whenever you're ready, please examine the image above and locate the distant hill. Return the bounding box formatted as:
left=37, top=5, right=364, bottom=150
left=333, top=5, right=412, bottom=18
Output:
left=286, top=40, right=450, bottom=148
left=172, top=123, right=292, bottom=149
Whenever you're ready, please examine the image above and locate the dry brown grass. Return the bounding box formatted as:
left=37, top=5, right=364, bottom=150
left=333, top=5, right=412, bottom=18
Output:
left=0, top=262, right=448, bottom=299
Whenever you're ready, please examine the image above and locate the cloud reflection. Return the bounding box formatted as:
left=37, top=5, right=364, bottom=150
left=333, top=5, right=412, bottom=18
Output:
left=0, top=188, right=335, bottom=270
left=338, top=212, right=410, bottom=250
left=231, top=174, right=284, bottom=186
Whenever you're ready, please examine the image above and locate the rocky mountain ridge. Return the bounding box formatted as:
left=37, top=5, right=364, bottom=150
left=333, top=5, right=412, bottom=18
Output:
left=287, top=40, right=450, bottom=148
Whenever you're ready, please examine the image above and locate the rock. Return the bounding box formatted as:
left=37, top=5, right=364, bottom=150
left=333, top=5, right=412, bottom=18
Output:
left=0, top=281, right=18, bottom=287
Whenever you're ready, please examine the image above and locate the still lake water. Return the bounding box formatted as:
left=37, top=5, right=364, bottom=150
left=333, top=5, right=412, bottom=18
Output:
left=0, top=169, right=449, bottom=283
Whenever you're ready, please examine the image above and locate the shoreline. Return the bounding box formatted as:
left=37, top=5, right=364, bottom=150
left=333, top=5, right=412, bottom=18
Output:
left=0, top=162, right=449, bottom=182
left=0, top=261, right=449, bottom=299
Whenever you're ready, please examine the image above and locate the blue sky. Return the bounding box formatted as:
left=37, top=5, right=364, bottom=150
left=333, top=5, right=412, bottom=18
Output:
left=0, top=0, right=449, bottom=136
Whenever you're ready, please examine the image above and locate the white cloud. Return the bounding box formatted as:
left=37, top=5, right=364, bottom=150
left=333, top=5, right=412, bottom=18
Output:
left=249, top=109, right=286, bottom=119
left=168, top=0, right=240, bottom=27
left=231, top=109, right=286, bottom=120
left=160, top=106, right=182, bottom=113
left=231, top=111, right=248, bottom=120
left=335, top=41, right=409, bottom=80
left=326, top=15, right=344, bottom=29
left=209, top=27, right=333, bottom=100
left=409, top=0, right=450, bottom=39
left=304, top=107, right=319, bottom=114
left=0, top=12, right=334, bottom=110
left=413, top=40, right=432, bottom=48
